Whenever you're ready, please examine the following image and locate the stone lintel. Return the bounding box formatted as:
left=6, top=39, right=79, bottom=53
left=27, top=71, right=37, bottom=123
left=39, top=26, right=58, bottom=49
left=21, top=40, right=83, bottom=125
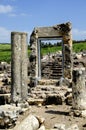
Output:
left=33, top=22, right=71, bottom=38
left=35, top=27, right=61, bottom=38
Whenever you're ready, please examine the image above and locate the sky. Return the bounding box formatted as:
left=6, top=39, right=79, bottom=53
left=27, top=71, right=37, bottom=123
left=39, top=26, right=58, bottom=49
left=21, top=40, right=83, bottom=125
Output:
left=0, top=0, right=86, bottom=43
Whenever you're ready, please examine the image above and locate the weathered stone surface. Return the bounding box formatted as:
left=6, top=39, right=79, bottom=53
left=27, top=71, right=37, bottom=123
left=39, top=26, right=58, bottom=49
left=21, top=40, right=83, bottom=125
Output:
left=14, top=114, right=40, bottom=130
left=54, top=123, right=65, bottom=130
left=28, top=84, right=72, bottom=105
left=65, top=93, right=72, bottom=106
left=38, top=125, right=45, bottom=130
left=0, top=104, right=21, bottom=128
left=11, top=32, right=28, bottom=102
left=29, top=22, right=72, bottom=86
left=81, top=110, right=86, bottom=117
left=36, top=116, right=45, bottom=124
left=66, top=124, right=79, bottom=130
left=72, top=67, right=86, bottom=110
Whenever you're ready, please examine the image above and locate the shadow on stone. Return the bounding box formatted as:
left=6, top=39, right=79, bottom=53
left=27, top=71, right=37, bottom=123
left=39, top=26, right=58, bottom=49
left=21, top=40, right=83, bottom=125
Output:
left=45, top=110, right=69, bottom=116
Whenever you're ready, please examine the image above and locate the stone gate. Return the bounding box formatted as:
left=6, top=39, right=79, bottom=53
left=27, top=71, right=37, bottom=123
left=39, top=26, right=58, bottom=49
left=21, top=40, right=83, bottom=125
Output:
left=29, top=22, right=73, bottom=86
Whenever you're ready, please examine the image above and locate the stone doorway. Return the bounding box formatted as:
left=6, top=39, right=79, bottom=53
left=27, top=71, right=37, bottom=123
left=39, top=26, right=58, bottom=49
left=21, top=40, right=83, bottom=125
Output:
left=29, top=22, right=72, bottom=87
left=38, top=38, right=64, bottom=80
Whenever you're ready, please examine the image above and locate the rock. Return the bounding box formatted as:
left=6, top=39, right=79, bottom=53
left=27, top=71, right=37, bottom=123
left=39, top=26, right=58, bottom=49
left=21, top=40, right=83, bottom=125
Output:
left=38, top=125, right=45, bottom=130
left=38, top=103, right=42, bottom=107
left=17, top=101, right=29, bottom=108
left=82, top=53, right=86, bottom=57
left=73, top=110, right=81, bottom=117
left=0, top=104, right=21, bottom=128
left=0, top=65, right=4, bottom=71
left=54, top=123, right=65, bottom=130
left=0, top=62, right=9, bottom=71
left=2, top=77, right=11, bottom=85
left=76, top=54, right=82, bottom=59
left=81, top=110, right=86, bottom=117
left=45, top=105, right=53, bottom=108
left=14, top=114, right=40, bottom=130
left=67, top=124, right=79, bottom=130
left=40, top=93, right=46, bottom=99
left=65, top=93, right=72, bottom=106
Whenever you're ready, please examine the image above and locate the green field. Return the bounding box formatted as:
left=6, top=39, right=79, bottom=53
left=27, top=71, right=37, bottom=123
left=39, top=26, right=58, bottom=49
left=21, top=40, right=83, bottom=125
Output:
left=0, top=42, right=86, bottom=63
left=0, top=44, right=11, bottom=63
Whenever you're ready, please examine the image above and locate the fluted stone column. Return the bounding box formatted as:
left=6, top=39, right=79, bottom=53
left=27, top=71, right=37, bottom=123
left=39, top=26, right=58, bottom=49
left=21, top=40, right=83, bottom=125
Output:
left=72, top=67, right=86, bottom=115
left=11, top=32, right=28, bottom=102
left=21, top=33, right=28, bottom=99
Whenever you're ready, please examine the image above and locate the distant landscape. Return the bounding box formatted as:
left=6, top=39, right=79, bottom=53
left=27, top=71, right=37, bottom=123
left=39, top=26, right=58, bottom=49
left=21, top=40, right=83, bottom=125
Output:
left=0, top=40, right=86, bottom=63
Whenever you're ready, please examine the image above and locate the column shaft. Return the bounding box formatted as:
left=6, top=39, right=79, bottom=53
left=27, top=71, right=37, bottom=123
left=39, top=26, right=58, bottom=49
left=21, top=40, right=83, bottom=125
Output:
left=11, top=33, right=22, bottom=102
left=72, top=67, right=86, bottom=110
left=11, top=32, right=28, bottom=102
left=21, top=33, right=28, bottom=99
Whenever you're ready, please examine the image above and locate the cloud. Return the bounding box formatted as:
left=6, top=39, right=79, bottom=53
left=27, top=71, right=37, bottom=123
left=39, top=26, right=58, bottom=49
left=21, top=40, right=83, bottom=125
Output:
left=0, top=27, right=10, bottom=43
left=8, top=13, right=17, bottom=17
left=9, top=13, right=31, bottom=17
left=73, top=29, right=86, bottom=35
left=0, top=27, right=31, bottom=43
left=72, top=28, right=86, bottom=40
left=20, top=13, right=28, bottom=16
left=0, top=5, right=13, bottom=13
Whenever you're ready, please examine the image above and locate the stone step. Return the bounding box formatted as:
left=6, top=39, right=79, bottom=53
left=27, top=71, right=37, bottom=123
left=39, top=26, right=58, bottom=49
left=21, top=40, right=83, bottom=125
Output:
left=45, top=63, right=62, bottom=66
left=52, top=72, right=62, bottom=75
left=38, top=79, right=58, bottom=85
left=27, top=98, right=44, bottom=105
left=51, top=73, right=62, bottom=76
left=52, top=70, right=62, bottom=72
left=50, top=77, right=62, bottom=79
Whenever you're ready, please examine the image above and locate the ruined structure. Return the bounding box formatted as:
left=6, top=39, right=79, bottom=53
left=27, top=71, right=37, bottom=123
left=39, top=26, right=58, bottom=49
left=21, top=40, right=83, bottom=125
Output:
left=29, top=22, right=72, bottom=86
left=11, top=32, right=28, bottom=102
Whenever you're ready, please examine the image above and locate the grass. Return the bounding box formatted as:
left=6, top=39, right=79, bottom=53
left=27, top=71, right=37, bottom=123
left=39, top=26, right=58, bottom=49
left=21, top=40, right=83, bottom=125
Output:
left=41, top=46, right=62, bottom=55
left=73, top=42, right=86, bottom=53
left=0, top=42, right=86, bottom=63
left=0, top=44, right=11, bottom=63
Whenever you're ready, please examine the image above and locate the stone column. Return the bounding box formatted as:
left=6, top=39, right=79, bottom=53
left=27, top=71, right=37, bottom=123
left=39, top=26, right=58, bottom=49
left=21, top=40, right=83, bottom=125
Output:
left=63, top=22, right=73, bottom=79
left=29, top=29, right=38, bottom=87
left=11, top=32, right=28, bottom=102
left=21, top=33, right=28, bottom=100
left=72, top=67, right=86, bottom=114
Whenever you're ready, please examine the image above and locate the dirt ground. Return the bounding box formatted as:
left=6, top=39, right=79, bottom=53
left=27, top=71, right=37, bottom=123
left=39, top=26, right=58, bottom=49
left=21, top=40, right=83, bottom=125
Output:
left=29, top=104, right=86, bottom=130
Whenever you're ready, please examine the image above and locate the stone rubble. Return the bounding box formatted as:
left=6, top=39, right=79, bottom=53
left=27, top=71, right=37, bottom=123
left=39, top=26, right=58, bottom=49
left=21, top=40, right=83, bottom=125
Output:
left=0, top=104, right=21, bottom=128
left=0, top=51, right=86, bottom=129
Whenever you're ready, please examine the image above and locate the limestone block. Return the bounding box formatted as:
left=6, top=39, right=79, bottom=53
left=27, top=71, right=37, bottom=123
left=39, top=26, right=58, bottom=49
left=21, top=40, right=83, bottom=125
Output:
left=0, top=104, right=21, bottom=128
left=14, top=114, right=39, bottom=130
